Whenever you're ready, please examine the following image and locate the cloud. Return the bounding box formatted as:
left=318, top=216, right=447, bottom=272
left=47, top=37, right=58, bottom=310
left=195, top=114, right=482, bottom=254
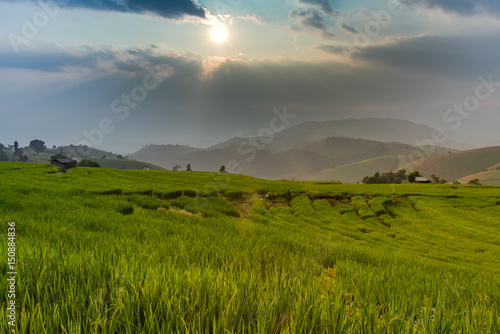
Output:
left=339, top=22, right=358, bottom=34
left=290, top=9, right=334, bottom=38
left=352, top=35, right=500, bottom=79
left=4, top=41, right=500, bottom=151
left=0, top=0, right=207, bottom=19
left=399, top=0, right=500, bottom=16
left=238, top=14, right=265, bottom=25
left=315, top=44, right=347, bottom=54
left=298, top=0, right=335, bottom=15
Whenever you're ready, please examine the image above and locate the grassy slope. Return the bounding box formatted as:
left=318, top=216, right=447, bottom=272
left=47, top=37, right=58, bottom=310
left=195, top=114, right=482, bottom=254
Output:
left=402, top=146, right=500, bottom=181
left=459, top=170, right=500, bottom=186
left=0, top=162, right=499, bottom=333
left=307, top=155, right=405, bottom=183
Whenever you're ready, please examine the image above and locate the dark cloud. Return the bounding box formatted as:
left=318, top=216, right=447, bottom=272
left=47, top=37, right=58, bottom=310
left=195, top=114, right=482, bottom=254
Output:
left=0, top=45, right=204, bottom=79
left=298, top=0, right=335, bottom=15
left=399, top=0, right=500, bottom=16
left=353, top=35, right=500, bottom=79
left=1, top=0, right=206, bottom=19
left=290, top=9, right=334, bottom=38
left=339, top=22, right=358, bottom=34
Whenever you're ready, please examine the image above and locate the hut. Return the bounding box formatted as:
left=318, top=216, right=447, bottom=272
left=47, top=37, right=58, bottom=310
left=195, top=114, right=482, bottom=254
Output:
left=52, top=158, right=78, bottom=173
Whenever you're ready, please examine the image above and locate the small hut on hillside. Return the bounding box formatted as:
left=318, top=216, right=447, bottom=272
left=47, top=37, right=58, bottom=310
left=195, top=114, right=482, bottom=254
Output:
left=415, top=177, right=432, bottom=184
left=52, top=158, right=78, bottom=173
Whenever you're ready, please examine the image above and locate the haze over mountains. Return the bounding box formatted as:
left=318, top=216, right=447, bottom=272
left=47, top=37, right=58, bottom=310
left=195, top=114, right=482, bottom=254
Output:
left=130, top=118, right=467, bottom=181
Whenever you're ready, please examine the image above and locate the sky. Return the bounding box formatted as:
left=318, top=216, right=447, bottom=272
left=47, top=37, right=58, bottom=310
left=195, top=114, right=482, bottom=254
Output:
left=0, top=0, right=500, bottom=153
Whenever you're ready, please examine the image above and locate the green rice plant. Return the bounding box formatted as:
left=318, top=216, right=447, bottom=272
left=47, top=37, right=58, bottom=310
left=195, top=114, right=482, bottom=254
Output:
left=352, top=196, right=377, bottom=219
left=0, top=162, right=499, bottom=333
left=117, top=203, right=134, bottom=215
left=368, top=197, right=392, bottom=215
left=334, top=203, right=354, bottom=214
left=128, top=194, right=168, bottom=210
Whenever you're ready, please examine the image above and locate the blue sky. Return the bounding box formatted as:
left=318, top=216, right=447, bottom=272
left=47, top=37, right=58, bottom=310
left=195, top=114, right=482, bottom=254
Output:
left=1, top=0, right=500, bottom=152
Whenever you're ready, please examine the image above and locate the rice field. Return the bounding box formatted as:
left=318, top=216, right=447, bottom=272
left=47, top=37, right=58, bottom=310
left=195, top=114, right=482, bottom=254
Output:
left=0, top=162, right=499, bottom=333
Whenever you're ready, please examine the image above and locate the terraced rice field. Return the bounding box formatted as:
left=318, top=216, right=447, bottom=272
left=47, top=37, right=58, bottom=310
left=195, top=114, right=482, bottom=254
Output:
left=0, top=162, right=499, bottom=333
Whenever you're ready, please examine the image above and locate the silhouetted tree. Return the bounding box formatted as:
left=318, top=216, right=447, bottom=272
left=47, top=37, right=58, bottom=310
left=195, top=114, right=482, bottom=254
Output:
left=430, top=174, right=447, bottom=184
left=362, top=169, right=407, bottom=184
left=468, top=178, right=481, bottom=185
left=29, top=139, right=46, bottom=155
left=186, top=164, right=192, bottom=171
left=219, top=165, right=227, bottom=173
left=13, top=141, right=23, bottom=161
left=172, top=164, right=181, bottom=171
left=52, top=145, right=57, bottom=149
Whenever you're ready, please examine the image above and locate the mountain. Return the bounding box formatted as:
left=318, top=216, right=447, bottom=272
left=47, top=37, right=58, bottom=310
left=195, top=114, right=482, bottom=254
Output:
left=401, top=146, right=500, bottom=182
left=208, top=118, right=468, bottom=152
left=129, top=136, right=442, bottom=180
left=289, top=155, right=406, bottom=183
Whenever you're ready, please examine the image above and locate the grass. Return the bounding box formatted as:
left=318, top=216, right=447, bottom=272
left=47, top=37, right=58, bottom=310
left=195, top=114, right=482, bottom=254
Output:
left=0, top=162, right=499, bottom=333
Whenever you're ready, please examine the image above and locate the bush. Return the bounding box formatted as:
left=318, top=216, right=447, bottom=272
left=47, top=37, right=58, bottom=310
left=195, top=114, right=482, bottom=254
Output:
left=78, top=159, right=100, bottom=168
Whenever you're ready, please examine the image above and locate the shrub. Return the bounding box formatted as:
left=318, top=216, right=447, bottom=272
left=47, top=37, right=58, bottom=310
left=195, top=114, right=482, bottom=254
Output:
left=78, top=159, right=100, bottom=168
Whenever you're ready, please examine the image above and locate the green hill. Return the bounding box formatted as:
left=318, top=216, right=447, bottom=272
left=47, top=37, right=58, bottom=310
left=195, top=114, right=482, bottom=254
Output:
left=7, top=147, right=166, bottom=171
left=1, top=162, right=499, bottom=333
left=458, top=170, right=500, bottom=186
left=401, top=146, right=500, bottom=182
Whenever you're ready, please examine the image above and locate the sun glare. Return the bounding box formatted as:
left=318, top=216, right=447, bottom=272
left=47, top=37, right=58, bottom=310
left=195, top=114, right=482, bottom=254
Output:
left=210, top=25, right=228, bottom=44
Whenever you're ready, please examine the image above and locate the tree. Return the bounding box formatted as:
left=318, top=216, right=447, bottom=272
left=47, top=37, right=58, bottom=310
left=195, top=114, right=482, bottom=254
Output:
left=52, top=145, right=57, bottom=149
left=362, top=169, right=407, bottom=184
left=430, top=174, right=446, bottom=184
left=29, top=139, right=46, bottom=155
left=219, top=165, right=227, bottom=173
left=186, top=164, right=192, bottom=171
left=0, top=143, right=4, bottom=150
left=13, top=141, right=23, bottom=161
left=407, top=171, right=421, bottom=183
left=172, top=164, right=181, bottom=171
left=468, top=178, right=481, bottom=185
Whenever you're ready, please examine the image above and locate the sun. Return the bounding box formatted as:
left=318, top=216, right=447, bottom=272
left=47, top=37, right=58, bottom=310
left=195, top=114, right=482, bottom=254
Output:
left=210, top=25, right=228, bottom=44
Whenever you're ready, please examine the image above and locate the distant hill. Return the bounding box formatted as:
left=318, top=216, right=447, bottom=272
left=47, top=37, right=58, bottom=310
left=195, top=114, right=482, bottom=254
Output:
left=289, top=155, right=406, bottom=183
left=129, top=144, right=199, bottom=169
left=208, top=118, right=468, bottom=152
left=129, top=136, right=440, bottom=180
left=14, top=146, right=166, bottom=171
left=401, top=146, right=500, bottom=182
left=458, top=170, right=500, bottom=186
